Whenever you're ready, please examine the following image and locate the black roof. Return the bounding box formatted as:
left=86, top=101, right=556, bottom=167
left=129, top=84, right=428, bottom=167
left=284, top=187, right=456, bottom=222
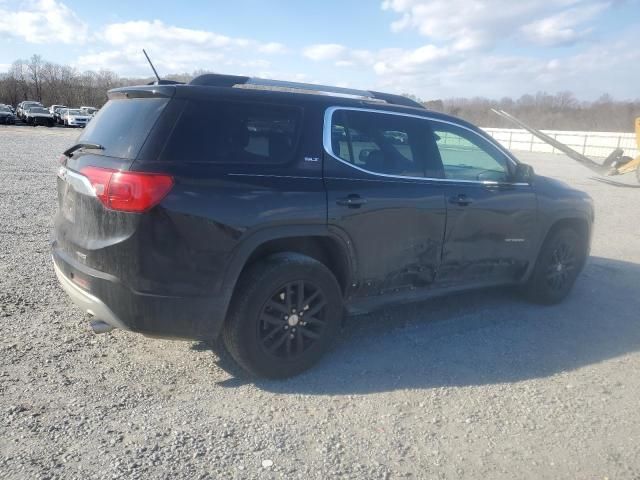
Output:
left=110, top=74, right=482, bottom=134
left=186, top=73, right=424, bottom=109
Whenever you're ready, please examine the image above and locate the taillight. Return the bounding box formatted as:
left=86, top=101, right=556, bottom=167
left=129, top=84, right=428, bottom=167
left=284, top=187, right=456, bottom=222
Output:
left=80, top=166, right=174, bottom=212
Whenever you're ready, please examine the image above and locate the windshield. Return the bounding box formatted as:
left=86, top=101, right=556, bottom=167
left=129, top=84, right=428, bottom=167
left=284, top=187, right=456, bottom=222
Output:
left=30, top=107, right=48, bottom=114
left=77, top=97, right=168, bottom=159
left=68, top=109, right=84, bottom=115
left=0, top=106, right=10, bottom=113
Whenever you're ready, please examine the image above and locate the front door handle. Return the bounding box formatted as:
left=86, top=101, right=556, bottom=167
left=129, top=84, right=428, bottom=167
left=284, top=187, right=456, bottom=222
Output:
left=336, top=194, right=367, bottom=208
left=449, top=194, right=473, bottom=206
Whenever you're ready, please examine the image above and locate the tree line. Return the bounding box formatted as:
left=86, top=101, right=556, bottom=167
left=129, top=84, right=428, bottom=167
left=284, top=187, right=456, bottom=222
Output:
left=417, top=92, right=640, bottom=133
left=1, top=55, right=638, bottom=132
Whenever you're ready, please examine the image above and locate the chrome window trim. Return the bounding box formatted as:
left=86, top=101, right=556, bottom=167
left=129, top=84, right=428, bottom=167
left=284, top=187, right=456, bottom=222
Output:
left=322, top=106, right=530, bottom=187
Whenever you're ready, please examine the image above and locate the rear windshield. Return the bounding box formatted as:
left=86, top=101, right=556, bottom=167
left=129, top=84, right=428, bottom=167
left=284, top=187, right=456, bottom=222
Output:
left=77, top=98, right=168, bottom=159
left=160, top=100, right=301, bottom=164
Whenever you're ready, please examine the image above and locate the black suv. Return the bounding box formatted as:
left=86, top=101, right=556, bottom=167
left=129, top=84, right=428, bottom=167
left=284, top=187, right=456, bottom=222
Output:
left=53, top=74, right=594, bottom=377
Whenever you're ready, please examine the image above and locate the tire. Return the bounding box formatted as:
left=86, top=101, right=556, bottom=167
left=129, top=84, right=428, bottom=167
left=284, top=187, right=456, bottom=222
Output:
left=222, top=253, right=343, bottom=378
left=525, top=227, right=587, bottom=304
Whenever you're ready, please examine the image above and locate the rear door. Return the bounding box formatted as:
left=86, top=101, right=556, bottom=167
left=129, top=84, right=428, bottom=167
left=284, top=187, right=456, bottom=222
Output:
left=324, top=107, right=447, bottom=297
left=428, top=120, right=538, bottom=286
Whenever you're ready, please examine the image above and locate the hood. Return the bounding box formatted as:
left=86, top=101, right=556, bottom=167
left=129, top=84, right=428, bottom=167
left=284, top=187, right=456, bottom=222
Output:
left=68, top=115, right=91, bottom=120
left=29, top=112, right=53, bottom=118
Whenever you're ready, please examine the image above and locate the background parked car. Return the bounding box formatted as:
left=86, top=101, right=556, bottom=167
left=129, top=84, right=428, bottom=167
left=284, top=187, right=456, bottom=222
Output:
left=49, top=104, right=67, bottom=116
left=24, top=106, right=54, bottom=127
left=17, top=101, right=43, bottom=120
left=61, top=108, right=91, bottom=127
left=53, top=106, right=70, bottom=124
left=55, top=108, right=68, bottom=125
left=80, top=106, right=98, bottom=116
left=0, top=104, right=16, bottom=125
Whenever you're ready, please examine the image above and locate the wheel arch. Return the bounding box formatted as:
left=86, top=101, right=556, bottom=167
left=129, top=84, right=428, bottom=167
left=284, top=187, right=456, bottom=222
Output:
left=218, top=226, right=355, bottom=321
left=525, top=214, right=592, bottom=281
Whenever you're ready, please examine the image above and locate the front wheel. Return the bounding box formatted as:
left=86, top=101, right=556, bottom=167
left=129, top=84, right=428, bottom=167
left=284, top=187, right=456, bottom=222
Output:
left=524, top=227, right=587, bottom=304
left=222, top=253, right=343, bottom=378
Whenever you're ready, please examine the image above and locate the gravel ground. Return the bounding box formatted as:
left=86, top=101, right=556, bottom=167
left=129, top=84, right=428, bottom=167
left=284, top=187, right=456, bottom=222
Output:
left=1, top=125, right=640, bottom=480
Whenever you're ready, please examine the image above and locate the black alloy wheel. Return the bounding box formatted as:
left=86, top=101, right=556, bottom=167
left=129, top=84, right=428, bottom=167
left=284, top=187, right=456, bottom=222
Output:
left=258, top=280, right=328, bottom=360
left=223, top=253, right=342, bottom=378
left=545, top=241, right=576, bottom=292
left=525, top=227, right=586, bottom=304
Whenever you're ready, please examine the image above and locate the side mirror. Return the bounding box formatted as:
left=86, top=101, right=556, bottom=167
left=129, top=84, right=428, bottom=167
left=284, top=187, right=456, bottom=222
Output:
left=514, top=163, right=534, bottom=183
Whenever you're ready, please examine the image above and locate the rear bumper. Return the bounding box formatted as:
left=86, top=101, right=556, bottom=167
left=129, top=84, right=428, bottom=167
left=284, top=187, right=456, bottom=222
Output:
left=52, top=247, right=227, bottom=340
left=53, top=260, right=129, bottom=330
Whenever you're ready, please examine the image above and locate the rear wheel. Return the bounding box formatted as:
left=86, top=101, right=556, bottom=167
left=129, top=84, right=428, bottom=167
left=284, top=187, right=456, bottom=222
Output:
left=222, top=253, right=343, bottom=378
left=525, top=227, right=587, bottom=304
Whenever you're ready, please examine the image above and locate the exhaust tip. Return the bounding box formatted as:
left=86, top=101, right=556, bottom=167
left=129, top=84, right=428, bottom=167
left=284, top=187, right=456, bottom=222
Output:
left=89, top=319, right=115, bottom=334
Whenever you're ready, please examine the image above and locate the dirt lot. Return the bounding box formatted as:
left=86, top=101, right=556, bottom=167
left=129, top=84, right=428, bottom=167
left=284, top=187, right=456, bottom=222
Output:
left=1, top=125, right=639, bottom=479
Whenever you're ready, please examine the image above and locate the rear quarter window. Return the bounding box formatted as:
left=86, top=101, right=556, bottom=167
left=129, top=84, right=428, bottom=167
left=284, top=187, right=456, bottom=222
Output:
left=78, top=98, right=169, bottom=160
left=160, top=100, right=302, bottom=164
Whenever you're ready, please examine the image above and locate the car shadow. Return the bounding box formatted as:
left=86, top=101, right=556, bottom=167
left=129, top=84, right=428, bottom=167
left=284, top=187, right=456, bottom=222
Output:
left=193, top=256, right=640, bottom=395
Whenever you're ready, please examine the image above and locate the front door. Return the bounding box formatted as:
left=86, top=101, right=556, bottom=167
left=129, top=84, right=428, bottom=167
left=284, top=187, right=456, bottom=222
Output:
left=429, top=120, right=538, bottom=286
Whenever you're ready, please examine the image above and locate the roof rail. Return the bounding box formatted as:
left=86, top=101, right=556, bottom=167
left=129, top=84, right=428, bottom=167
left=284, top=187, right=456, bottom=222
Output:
left=146, top=79, right=185, bottom=86
left=188, top=74, right=424, bottom=108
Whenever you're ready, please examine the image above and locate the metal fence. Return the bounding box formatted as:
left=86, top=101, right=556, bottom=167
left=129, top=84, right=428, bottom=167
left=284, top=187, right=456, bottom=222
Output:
left=481, top=127, right=639, bottom=159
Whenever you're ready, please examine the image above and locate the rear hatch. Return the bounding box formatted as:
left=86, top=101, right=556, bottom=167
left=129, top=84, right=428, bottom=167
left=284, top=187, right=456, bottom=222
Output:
left=54, top=86, right=176, bottom=285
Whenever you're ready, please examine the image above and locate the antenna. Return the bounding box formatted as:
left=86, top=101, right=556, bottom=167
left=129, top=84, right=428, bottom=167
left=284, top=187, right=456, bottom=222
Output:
left=142, top=49, right=161, bottom=84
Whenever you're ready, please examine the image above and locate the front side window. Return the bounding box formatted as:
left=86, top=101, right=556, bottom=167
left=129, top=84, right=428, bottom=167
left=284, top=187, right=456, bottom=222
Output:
left=430, top=121, right=511, bottom=182
left=162, top=100, right=301, bottom=164
left=329, top=109, right=433, bottom=178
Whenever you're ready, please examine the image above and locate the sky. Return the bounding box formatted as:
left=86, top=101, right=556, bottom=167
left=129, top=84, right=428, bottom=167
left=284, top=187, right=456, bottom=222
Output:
left=0, top=0, right=638, bottom=100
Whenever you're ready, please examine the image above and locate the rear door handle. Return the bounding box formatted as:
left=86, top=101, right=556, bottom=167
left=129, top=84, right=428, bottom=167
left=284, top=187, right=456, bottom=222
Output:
left=449, top=194, right=473, bottom=206
left=336, top=194, right=367, bottom=208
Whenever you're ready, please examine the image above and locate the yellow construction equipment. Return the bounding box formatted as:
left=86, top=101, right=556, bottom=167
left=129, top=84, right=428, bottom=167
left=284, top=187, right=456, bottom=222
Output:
left=615, top=117, right=640, bottom=179
left=491, top=109, right=640, bottom=187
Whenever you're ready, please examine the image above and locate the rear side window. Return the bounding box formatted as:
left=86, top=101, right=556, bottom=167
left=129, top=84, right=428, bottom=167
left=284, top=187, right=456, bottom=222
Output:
left=329, top=109, right=441, bottom=178
left=78, top=98, right=168, bottom=159
left=161, top=100, right=301, bottom=164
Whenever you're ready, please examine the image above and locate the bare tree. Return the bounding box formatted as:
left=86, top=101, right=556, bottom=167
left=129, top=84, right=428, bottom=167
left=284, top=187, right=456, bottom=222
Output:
left=26, top=55, right=45, bottom=102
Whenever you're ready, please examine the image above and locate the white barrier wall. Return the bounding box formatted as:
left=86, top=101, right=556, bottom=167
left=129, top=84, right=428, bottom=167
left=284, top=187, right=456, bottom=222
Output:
left=481, top=127, right=639, bottom=159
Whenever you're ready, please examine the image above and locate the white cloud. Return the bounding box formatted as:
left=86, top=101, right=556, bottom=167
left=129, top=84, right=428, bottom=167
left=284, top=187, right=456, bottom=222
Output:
left=303, top=44, right=347, bottom=61
left=0, top=0, right=88, bottom=44
left=258, top=42, right=288, bottom=54
left=296, top=0, right=636, bottom=100
left=369, top=28, right=640, bottom=100
left=76, top=20, right=289, bottom=75
left=521, top=2, right=609, bottom=46
left=381, top=0, right=611, bottom=50
left=374, top=44, right=450, bottom=75
left=102, top=20, right=240, bottom=48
